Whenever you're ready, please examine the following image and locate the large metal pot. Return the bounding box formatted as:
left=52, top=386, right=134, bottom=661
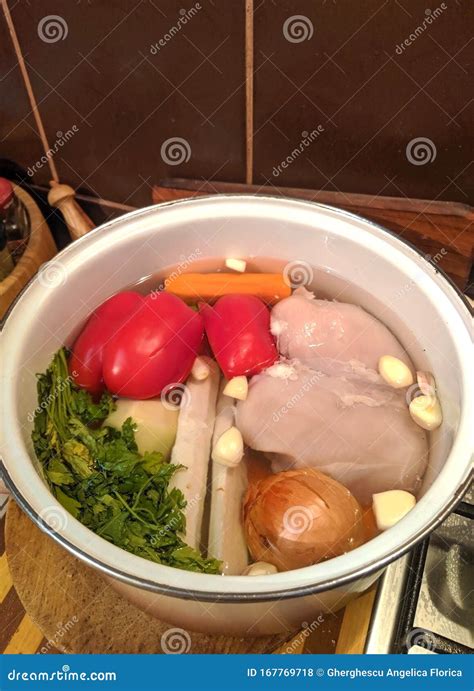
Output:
left=1, top=196, right=472, bottom=635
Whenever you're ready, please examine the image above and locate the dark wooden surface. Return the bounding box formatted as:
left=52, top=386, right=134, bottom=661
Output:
left=2, top=2, right=473, bottom=206
left=153, top=179, right=474, bottom=292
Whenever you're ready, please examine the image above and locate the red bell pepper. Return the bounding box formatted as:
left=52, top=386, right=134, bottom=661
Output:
left=199, top=294, right=278, bottom=379
left=103, top=292, right=204, bottom=399
left=70, top=291, right=144, bottom=395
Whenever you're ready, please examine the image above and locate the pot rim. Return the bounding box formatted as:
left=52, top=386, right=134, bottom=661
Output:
left=1, top=194, right=473, bottom=603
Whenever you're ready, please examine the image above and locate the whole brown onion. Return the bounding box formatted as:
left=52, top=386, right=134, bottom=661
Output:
left=243, top=468, right=365, bottom=571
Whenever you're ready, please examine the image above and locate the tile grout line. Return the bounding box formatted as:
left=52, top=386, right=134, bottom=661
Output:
left=245, top=0, right=254, bottom=185
left=1, top=0, right=59, bottom=182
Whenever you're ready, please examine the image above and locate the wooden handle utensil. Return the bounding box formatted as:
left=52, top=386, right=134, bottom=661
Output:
left=48, top=181, right=95, bottom=240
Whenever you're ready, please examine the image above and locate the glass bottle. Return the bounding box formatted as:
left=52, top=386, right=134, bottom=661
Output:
left=0, top=178, right=31, bottom=270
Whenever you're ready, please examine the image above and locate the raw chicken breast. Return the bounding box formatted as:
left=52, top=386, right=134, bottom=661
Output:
left=236, top=363, right=427, bottom=505
left=271, top=290, right=413, bottom=373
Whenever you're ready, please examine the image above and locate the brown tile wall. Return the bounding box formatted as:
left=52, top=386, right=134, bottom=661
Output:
left=1, top=0, right=472, bottom=206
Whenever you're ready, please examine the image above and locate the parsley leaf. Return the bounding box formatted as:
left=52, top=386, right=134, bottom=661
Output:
left=32, top=349, right=220, bottom=574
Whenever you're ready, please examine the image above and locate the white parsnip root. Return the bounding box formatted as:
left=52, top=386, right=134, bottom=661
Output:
left=208, top=382, right=249, bottom=575
left=169, top=357, right=220, bottom=550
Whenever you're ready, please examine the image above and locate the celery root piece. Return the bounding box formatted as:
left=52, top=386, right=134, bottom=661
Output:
left=169, top=357, right=220, bottom=550
left=208, top=383, right=249, bottom=574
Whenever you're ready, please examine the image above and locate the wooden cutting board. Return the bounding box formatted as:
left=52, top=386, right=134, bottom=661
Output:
left=3, top=502, right=351, bottom=654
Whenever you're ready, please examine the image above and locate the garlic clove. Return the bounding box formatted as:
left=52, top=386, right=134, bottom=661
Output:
left=372, top=490, right=416, bottom=530
left=225, top=258, right=247, bottom=273
left=191, top=356, right=210, bottom=381
left=378, top=355, right=414, bottom=388
left=416, top=370, right=436, bottom=396
left=409, top=395, right=442, bottom=430
left=242, top=561, right=278, bottom=576
left=211, top=426, right=244, bottom=467
left=223, top=376, right=248, bottom=401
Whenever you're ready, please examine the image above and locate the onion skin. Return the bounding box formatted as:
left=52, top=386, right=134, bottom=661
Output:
left=243, top=468, right=365, bottom=571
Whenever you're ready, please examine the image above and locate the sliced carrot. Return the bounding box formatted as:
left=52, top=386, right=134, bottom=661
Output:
left=165, top=272, right=291, bottom=305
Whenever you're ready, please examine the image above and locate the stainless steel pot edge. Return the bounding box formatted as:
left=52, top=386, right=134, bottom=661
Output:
left=1, top=462, right=472, bottom=602
left=1, top=194, right=472, bottom=603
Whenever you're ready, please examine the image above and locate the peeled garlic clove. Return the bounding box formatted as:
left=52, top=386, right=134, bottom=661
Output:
left=211, top=426, right=244, bottom=467
left=372, top=490, right=416, bottom=530
left=191, top=356, right=210, bottom=381
left=223, top=376, right=248, bottom=401
left=378, top=355, right=414, bottom=388
left=416, top=370, right=436, bottom=396
left=409, top=395, right=442, bottom=430
left=225, top=258, right=246, bottom=272
left=242, top=561, right=278, bottom=576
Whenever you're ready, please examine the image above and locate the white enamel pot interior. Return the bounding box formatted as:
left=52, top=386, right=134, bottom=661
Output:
left=1, top=196, right=472, bottom=636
